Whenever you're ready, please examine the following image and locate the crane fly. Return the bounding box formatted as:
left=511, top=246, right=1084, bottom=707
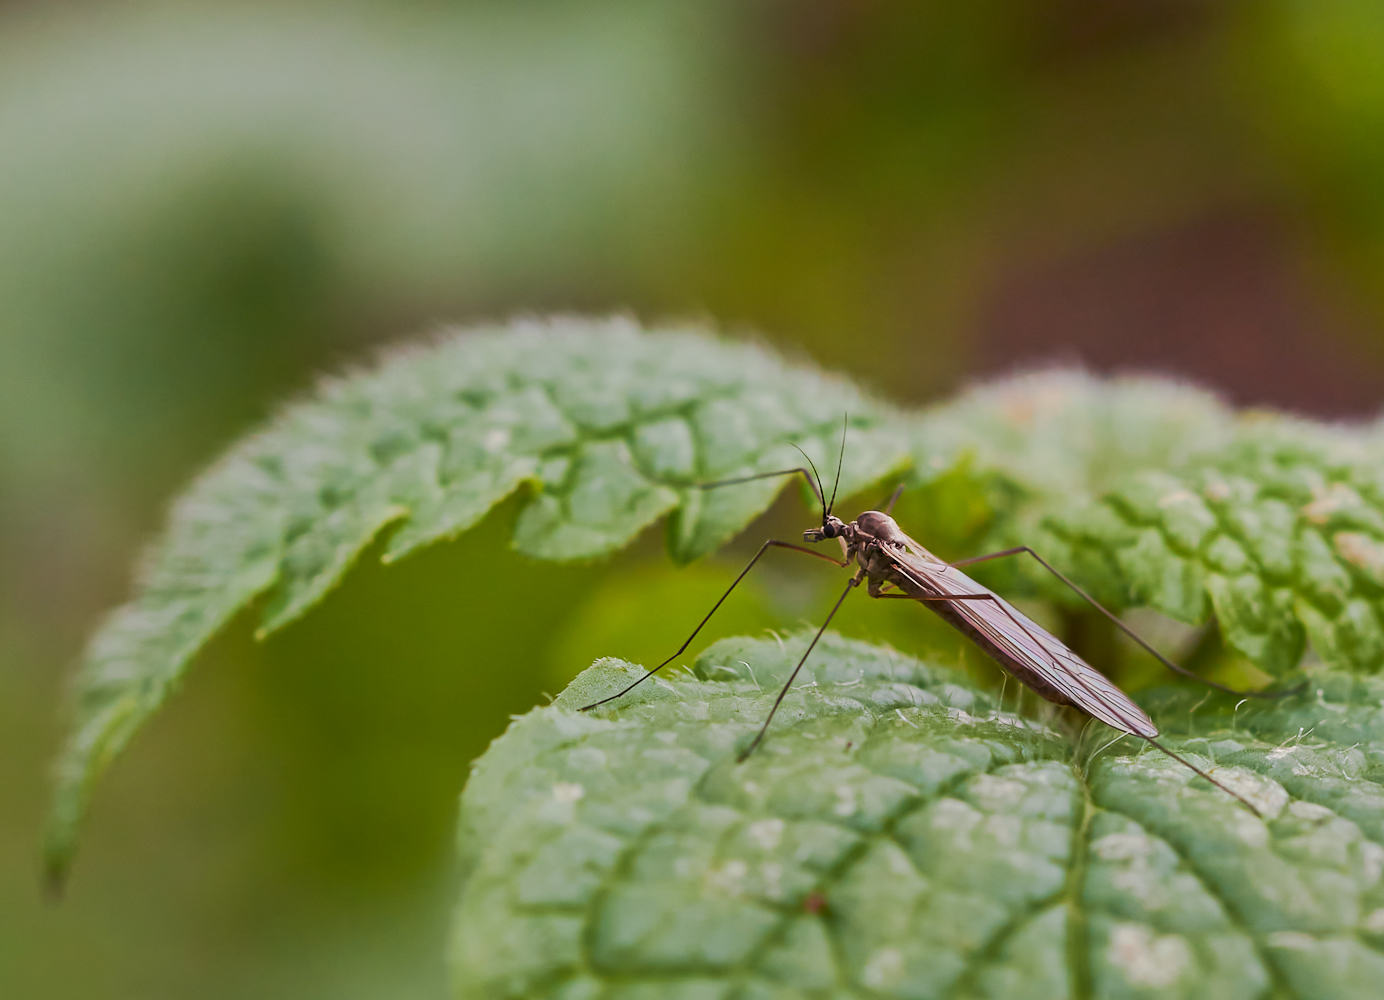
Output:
left=582, top=425, right=1293, bottom=817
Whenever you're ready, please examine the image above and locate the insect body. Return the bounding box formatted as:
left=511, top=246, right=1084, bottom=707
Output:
left=583, top=437, right=1291, bottom=816
left=811, top=508, right=1157, bottom=740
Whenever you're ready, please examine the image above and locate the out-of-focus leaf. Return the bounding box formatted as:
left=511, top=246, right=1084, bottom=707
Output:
left=910, top=370, right=1237, bottom=501
left=45, top=317, right=909, bottom=883
left=0, top=1, right=729, bottom=493
left=901, top=371, right=1236, bottom=587
left=454, top=631, right=1384, bottom=1000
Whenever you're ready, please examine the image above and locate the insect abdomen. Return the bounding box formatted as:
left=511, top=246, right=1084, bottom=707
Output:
left=920, top=599, right=1076, bottom=708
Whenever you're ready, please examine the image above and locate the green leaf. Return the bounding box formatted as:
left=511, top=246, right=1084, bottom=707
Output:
left=902, top=371, right=1237, bottom=605
left=910, top=370, right=1237, bottom=501
left=904, top=372, right=1384, bottom=678
left=1058, top=421, right=1384, bottom=677
left=455, top=632, right=1384, bottom=1000
left=45, top=317, right=910, bottom=883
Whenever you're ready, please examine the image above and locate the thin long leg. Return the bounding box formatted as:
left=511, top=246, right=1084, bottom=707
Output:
left=579, top=539, right=848, bottom=712
left=1144, top=736, right=1262, bottom=818
left=869, top=583, right=1073, bottom=677
left=875, top=587, right=1080, bottom=677
left=948, top=546, right=1301, bottom=699
left=871, top=563, right=1159, bottom=741
left=699, top=467, right=823, bottom=508
left=738, top=575, right=860, bottom=762
left=887, top=589, right=1260, bottom=818
left=882, top=483, right=906, bottom=515
left=874, top=576, right=1265, bottom=819
left=879, top=586, right=1086, bottom=680
left=879, top=555, right=1079, bottom=684
left=739, top=587, right=1033, bottom=765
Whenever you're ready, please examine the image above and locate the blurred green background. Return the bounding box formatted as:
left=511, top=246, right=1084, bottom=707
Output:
left=8, top=1, right=1384, bottom=996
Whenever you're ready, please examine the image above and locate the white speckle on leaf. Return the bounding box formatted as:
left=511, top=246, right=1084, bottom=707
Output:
left=1092, top=832, right=1154, bottom=863
left=1303, top=483, right=1358, bottom=523
left=1287, top=800, right=1334, bottom=822
left=743, top=781, right=761, bottom=797
left=1212, top=768, right=1288, bottom=821
left=568, top=747, right=608, bottom=770
left=1158, top=489, right=1196, bottom=508
left=552, top=782, right=584, bottom=803
left=862, top=947, right=904, bottom=988
left=1232, top=813, right=1269, bottom=848
left=482, top=427, right=510, bottom=453
left=887, top=848, right=915, bottom=877
left=1112, top=867, right=1162, bottom=907
left=834, top=785, right=857, bottom=817
left=1361, top=841, right=1384, bottom=886
left=761, top=862, right=784, bottom=898
left=984, top=814, right=1023, bottom=848
left=1204, top=479, right=1232, bottom=502
left=747, top=818, right=785, bottom=850
left=1266, top=931, right=1318, bottom=951
left=706, top=859, right=749, bottom=895
left=970, top=774, right=1026, bottom=810
left=1336, top=531, right=1384, bottom=573
left=1107, top=923, right=1191, bottom=988
left=930, top=798, right=982, bottom=835
left=1363, top=908, right=1384, bottom=934
left=664, top=778, right=690, bottom=805
left=947, top=707, right=981, bottom=726
left=1095, top=832, right=1165, bottom=907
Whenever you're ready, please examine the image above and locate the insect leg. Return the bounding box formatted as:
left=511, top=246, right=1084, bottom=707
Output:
left=738, top=574, right=860, bottom=762
left=699, top=466, right=824, bottom=508
left=947, top=546, right=1303, bottom=699
left=579, top=539, right=849, bottom=712
left=882, top=483, right=906, bottom=514
left=881, top=575, right=1156, bottom=735
left=1143, top=735, right=1263, bottom=818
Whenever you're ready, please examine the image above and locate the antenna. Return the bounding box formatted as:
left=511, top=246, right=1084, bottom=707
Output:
left=827, top=414, right=847, bottom=516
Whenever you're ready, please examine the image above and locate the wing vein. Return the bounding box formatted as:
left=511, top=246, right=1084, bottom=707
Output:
left=884, top=546, right=1157, bottom=738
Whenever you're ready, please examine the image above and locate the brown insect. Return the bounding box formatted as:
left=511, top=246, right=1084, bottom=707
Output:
left=583, top=426, right=1291, bottom=816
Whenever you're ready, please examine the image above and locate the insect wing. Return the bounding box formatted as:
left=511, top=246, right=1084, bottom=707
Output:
left=889, top=542, right=1158, bottom=738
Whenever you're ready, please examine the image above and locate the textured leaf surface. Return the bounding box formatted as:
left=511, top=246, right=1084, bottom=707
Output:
left=908, top=372, right=1384, bottom=678
left=46, top=317, right=908, bottom=880
left=455, top=632, right=1384, bottom=1000
left=909, top=370, right=1237, bottom=503
left=1051, top=421, right=1384, bottom=678
left=900, top=371, right=1239, bottom=608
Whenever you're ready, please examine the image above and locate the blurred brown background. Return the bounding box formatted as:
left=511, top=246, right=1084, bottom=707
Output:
left=5, top=1, right=1384, bottom=997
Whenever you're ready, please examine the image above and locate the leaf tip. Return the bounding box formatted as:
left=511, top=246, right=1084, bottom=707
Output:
left=41, top=856, right=70, bottom=902
left=40, top=814, right=77, bottom=900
